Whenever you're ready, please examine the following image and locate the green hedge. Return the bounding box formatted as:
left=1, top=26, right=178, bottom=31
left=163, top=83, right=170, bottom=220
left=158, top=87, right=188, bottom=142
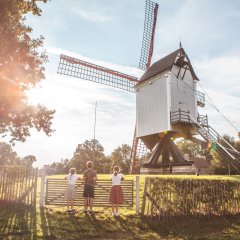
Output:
left=142, top=177, right=240, bottom=220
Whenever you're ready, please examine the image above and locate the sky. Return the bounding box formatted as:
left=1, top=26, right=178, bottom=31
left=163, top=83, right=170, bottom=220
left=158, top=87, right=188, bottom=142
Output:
left=11, top=0, right=240, bottom=168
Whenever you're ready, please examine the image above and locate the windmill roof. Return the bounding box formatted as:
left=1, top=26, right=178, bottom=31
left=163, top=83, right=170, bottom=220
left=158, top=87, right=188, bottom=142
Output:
left=138, top=48, right=199, bottom=84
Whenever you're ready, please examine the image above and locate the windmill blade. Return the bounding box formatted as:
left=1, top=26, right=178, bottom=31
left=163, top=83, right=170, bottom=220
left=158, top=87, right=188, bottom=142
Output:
left=139, top=0, right=159, bottom=71
left=57, top=54, right=138, bottom=93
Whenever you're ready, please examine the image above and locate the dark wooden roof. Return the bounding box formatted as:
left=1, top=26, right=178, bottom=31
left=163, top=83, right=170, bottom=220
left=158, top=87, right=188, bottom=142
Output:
left=138, top=48, right=199, bottom=84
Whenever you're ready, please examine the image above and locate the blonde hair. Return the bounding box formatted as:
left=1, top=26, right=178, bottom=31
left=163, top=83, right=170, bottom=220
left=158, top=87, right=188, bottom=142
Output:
left=69, top=168, right=76, bottom=175
left=86, top=161, right=93, bottom=169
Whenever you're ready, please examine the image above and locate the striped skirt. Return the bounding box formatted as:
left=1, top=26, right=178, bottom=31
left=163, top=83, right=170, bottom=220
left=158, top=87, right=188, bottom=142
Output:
left=109, top=185, right=124, bottom=204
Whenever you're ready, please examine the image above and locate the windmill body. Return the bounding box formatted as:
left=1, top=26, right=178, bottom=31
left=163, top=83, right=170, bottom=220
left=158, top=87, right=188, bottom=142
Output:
left=135, top=48, right=199, bottom=151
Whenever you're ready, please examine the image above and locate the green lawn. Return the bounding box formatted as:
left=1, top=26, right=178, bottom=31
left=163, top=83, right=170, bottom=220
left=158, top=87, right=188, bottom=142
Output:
left=1, top=174, right=240, bottom=240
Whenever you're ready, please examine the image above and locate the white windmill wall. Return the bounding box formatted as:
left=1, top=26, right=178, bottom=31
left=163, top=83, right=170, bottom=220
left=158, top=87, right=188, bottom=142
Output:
left=170, top=65, right=197, bottom=122
left=136, top=73, right=171, bottom=138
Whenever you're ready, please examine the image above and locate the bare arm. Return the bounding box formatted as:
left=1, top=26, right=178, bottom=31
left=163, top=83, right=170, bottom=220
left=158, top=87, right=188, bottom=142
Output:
left=82, top=171, right=86, bottom=181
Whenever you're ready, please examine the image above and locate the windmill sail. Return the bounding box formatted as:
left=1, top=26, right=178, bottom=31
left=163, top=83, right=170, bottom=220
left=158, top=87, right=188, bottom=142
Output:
left=57, top=54, right=138, bottom=92
left=139, top=0, right=159, bottom=71
left=57, top=0, right=159, bottom=174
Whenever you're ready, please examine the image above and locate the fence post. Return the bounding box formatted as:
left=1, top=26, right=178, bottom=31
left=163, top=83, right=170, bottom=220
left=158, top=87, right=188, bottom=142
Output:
left=136, top=176, right=140, bottom=214
left=33, top=168, right=38, bottom=206
left=40, top=166, right=46, bottom=207
left=141, top=177, right=148, bottom=215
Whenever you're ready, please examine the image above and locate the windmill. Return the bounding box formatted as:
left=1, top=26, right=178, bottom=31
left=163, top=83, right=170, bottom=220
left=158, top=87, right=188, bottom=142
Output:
left=57, top=0, right=240, bottom=174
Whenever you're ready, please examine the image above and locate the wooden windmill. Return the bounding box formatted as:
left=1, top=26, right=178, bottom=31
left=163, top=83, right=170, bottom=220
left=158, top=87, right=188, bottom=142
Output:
left=57, top=0, right=240, bottom=174
left=134, top=46, right=240, bottom=174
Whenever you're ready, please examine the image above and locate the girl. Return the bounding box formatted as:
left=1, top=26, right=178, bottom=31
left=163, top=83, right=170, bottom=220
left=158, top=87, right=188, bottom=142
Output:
left=65, top=168, right=80, bottom=212
left=109, top=166, right=124, bottom=216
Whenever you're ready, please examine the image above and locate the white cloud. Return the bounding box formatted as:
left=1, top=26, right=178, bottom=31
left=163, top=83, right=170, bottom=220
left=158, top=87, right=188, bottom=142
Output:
left=72, top=9, right=111, bottom=24
left=195, top=55, right=240, bottom=95
left=194, top=55, right=240, bottom=139
left=153, top=0, right=240, bottom=61
left=17, top=72, right=136, bottom=168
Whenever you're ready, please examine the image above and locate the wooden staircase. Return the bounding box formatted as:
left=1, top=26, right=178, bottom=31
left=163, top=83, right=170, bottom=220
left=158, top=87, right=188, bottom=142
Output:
left=190, top=116, right=240, bottom=172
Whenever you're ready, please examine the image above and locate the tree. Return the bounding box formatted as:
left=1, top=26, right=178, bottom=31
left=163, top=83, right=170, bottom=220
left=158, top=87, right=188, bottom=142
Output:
left=0, top=0, right=55, bottom=144
left=109, top=144, right=131, bottom=174
left=70, top=139, right=111, bottom=173
left=50, top=158, right=70, bottom=174
left=0, top=142, right=20, bottom=165
left=176, top=139, right=202, bottom=158
left=22, top=154, right=37, bottom=166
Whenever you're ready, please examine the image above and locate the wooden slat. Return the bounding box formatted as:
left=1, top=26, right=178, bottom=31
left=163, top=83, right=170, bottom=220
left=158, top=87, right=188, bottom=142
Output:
left=0, top=165, right=38, bottom=206
left=45, top=179, right=133, bottom=207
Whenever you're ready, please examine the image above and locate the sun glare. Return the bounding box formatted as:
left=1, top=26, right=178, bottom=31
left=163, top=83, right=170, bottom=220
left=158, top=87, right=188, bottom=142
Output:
left=26, top=87, right=45, bottom=105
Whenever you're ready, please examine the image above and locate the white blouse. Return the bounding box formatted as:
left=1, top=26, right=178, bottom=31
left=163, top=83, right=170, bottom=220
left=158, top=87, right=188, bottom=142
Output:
left=111, top=173, right=124, bottom=186
left=66, top=173, right=80, bottom=185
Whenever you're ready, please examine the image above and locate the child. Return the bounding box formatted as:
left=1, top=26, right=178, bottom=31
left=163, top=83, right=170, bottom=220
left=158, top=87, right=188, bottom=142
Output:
left=83, top=161, right=97, bottom=215
left=109, top=166, right=124, bottom=216
left=65, top=168, right=80, bottom=213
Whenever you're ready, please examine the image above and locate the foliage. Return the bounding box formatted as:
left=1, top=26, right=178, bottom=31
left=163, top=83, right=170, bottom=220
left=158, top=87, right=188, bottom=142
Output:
left=50, top=158, right=70, bottom=174
left=0, top=142, right=20, bottom=165
left=69, top=139, right=111, bottom=173
left=176, top=139, right=202, bottom=158
left=48, top=140, right=132, bottom=174
left=176, top=136, right=240, bottom=175
left=144, top=177, right=240, bottom=218
left=0, top=0, right=55, bottom=144
left=109, top=144, right=131, bottom=173
left=0, top=141, right=37, bottom=166
left=22, top=155, right=37, bottom=166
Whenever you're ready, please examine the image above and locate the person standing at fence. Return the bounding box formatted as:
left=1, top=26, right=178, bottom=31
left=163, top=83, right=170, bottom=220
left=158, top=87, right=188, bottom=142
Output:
left=109, top=166, right=124, bottom=216
left=65, top=168, right=80, bottom=213
left=83, top=161, right=97, bottom=215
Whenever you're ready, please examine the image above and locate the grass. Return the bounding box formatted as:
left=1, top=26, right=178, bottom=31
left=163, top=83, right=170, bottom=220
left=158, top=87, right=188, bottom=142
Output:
left=0, top=174, right=240, bottom=239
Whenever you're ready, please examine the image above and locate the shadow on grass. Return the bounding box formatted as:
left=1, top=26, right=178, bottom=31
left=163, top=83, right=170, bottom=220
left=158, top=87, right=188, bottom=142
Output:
left=0, top=202, right=37, bottom=240
left=0, top=202, right=56, bottom=240
left=139, top=215, right=240, bottom=240
left=1, top=203, right=240, bottom=240
left=40, top=207, right=57, bottom=240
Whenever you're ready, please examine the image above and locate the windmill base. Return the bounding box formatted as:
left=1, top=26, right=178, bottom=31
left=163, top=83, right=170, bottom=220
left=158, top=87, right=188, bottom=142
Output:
left=140, top=165, right=196, bottom=174
left=140, top=167, right=165, bottom=174
left=140, top=135, right=196, bottom=174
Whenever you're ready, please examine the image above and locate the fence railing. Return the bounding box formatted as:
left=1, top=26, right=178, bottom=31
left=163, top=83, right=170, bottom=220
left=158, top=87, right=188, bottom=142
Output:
left=0, top=166, right=38, bottom=206
left=142, top=177, right=240, bottom=220
left=196, top=90, right=205, bottom=107
left=170, top=109, right=191, bottom=124
left=44, top=178, right=134, bottom=207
